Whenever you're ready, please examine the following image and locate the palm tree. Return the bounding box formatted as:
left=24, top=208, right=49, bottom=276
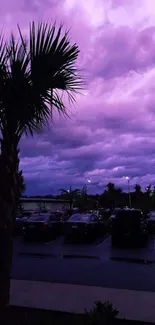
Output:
left=59, top=186, right=80, bottom=211
left=105, top=183, right=122, bottom=207
left=105, top=183, right=116, bottom=207
left=144, top=184, right=153, bottom=212
left=133, top=184, right=142, bottom=209
left=106, top=182, right=115, bottom=193
left=0, top=22, right=82, bottom=309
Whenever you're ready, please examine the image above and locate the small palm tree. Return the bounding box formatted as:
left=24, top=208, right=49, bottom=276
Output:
left=59, top=186, right=80, bottom=211
left=0, top=22, right=82, bottom=308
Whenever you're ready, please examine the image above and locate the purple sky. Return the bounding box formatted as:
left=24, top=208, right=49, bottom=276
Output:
left=1, top=0, right=155, bottom=195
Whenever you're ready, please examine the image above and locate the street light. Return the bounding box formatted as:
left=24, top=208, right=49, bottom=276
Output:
left=125, top=176, right=131, bottom=208
left=84, top=178, right=91, bottom=193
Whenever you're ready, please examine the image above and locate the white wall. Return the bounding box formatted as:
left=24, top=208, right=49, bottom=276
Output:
left=22, top=201, right=70, bottom=212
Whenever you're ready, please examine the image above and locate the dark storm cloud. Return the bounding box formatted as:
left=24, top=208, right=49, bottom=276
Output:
left=2, top=0, right=155, bottom=193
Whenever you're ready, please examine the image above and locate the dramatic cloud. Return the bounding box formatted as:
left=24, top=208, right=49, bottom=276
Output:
left=1, top=0, right=155, bottom=194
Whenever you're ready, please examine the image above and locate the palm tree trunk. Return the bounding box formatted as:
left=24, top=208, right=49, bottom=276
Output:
left=0, top=227, right=14, bottom=309
left=0, top=133, right=23, bottom=311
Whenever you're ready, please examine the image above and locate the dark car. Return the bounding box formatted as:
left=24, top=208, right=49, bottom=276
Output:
left=146, top=211, right=155, bottom=234
left=22, top=214, right=58, bottom=241
left=65, top=213, right=105, bottom=242
left=14, top=215, right=31, bottom=235
left=111, top=209, right=148, bottom=247
left=49, top=211, right=70, bottom=235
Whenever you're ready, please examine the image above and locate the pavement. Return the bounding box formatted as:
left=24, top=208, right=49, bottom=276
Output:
left=10, top=234, right=155, bottom=322
left=12, top=235, right=155, bottom=291
left=10, top=279, right=155, bottom=323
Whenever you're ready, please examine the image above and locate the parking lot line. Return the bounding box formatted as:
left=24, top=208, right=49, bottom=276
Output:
left=62, top=254, right=100, bottom=260
left=18, top=252, right=60, bottom=258
left=45, top=240, right=55, bottom=245
left=96, top=236, right=111, bottom=247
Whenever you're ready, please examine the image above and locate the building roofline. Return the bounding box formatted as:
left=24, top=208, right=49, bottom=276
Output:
left=20, top=197, right=70, bottom=203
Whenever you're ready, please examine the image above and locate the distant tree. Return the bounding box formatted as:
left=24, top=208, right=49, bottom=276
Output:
left=133, top=184, right=143, bottom=209
left=37, top=201, right=47, bottom=213
left=114, top=187, right=122, bottom=207
left=143, top=184, right=153, bottom=212
left=145, top=184, right=152, bottom=195
left=75, top=186, right=90, bottom=212
left=134, top=184, right=142, bottom=193
left=106, top=182, right=115, bottom=193
left=81, top=185, right=87, bottom=196
left=59, top=187, right=80, bottom=211
left=105, top=183, right=122, bottom=208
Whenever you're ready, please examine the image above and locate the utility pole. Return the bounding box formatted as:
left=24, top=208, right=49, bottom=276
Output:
left=126, top=177, right=131, bottom=208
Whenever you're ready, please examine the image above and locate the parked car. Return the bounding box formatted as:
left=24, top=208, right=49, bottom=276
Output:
left=49, top=211, right=70, bottom=235
left=146, top=211, right=155, bottom=234
left=111, top=209, right=148, bottom=247
left=65, top=213, right=106, bottom=242
left=22, top=213, right=58, bottom=241
left=97, top=210, right=111, bottom=232
left=14, top=215, right=31, bottom=235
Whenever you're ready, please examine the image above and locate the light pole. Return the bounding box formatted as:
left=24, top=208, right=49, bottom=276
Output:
left=126, top=176, right=131, bottom=208
left=84, top=178, right=91, bottom=193
left=67, top=186, right=72, bottom=212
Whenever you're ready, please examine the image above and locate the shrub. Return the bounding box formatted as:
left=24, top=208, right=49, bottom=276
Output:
left=84, top=300, right=119, bottom=325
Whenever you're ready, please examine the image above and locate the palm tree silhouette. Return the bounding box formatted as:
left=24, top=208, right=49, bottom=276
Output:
left=0, top=22, right=82, bottom=308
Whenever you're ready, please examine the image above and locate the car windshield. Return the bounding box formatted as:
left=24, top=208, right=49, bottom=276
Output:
left=149, top=211, right=155, bottom=217
left=28, top=215, right=48, bottom=222
left=69, top=214, right=91, bottom=222
left=50, top=213, right=64, bottom=221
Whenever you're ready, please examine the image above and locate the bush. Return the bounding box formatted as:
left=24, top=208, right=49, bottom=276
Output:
left=84, top=301, right=119, bottom=325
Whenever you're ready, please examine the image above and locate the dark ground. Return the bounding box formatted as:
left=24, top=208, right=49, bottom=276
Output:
left=1, top=306, right=154, bottom=325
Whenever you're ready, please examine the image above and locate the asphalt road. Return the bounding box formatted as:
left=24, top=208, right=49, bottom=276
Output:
left=12, top=235, right=155, bottom=292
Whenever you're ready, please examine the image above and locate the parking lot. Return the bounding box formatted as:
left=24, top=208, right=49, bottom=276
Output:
left=11, top=234, right=155, bottom=292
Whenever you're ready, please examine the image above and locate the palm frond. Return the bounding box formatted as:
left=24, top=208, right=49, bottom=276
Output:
left=0, top=34, right=7, bottom=65
left=0, top=33, right=8, bottom=127
left=59, top=189, right=68, bottom=194
left=0, top=22, right=83, bottom=138
left=29, top=22, right=82, bottom=107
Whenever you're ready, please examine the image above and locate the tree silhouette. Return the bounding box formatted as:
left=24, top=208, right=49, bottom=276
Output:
left=59, top=187, right=80, bottom=211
